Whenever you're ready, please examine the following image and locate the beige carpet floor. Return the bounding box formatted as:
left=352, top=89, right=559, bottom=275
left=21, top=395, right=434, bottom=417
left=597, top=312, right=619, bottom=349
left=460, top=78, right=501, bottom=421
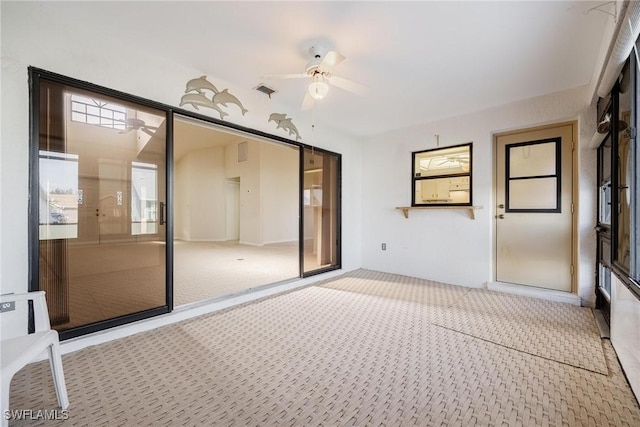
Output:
left=432, top=289, right=608, bottom=374
left=174, top=240, right=300, bottom=306
left=8, top=269, right=640, bottom=426
left=61, top=240, right=304, bottom=329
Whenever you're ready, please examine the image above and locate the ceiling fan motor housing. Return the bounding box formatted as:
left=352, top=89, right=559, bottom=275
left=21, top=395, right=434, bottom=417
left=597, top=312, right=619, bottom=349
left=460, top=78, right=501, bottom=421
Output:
left=305, top=46, right=327, bottom=75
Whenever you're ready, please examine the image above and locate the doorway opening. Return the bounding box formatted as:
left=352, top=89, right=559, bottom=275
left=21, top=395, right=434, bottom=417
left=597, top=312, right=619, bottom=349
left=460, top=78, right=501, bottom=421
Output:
left=173, top=116, right=300, bottom=306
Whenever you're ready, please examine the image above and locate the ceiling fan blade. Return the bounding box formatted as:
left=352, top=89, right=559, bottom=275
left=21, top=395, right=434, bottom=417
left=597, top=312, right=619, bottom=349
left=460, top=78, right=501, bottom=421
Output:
left=261, top=73, right=308, bottom=80
left=327, top=75, right=368, bottom=96
left=141, top=127, right=156, bottom=137
left=318, top=51, right=345, bottom=73
left=301, top=91, right=314, bottom=111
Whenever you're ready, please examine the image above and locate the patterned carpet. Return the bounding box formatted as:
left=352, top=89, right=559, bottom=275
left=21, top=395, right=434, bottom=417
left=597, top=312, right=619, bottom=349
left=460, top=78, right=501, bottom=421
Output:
left=432, top=289, right=608, bottom=374
left=7, top=270, right=640, bottom=426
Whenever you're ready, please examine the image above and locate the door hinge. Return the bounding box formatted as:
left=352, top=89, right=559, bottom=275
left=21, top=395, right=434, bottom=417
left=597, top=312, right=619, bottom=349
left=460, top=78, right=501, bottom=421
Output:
left=571, top=265, right=574, bottom=276
left=571, top=203, right=574, bottom=214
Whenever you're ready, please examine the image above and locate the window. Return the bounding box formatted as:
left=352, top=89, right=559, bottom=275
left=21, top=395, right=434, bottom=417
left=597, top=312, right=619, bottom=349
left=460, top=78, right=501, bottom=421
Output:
left=131, top=162, right=158, bottom=235
left=505, top=139, right=560, bottom=213
left=70, top=94, right=127, bottom=130
left=412, top=143, right=472, bottom=206
left=39, top=151, right=79, bottom=240
left=602, top=45, right=640, bottom=299
left=631, top=40, right=640, bottom=285
left=613, top=62, right=632, bottom=273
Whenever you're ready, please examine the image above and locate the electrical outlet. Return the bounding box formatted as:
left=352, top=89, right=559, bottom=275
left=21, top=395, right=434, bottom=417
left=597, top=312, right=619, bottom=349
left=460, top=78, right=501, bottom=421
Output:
left=381, top=243, right=387, bottom=250
left=0, top=301, right=15, bottom=312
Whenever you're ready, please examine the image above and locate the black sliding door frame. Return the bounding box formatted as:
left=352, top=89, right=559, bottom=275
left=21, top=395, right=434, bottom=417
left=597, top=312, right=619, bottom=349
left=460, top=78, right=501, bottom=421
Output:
left=29, top=68, right=174, bottom=339
left=29, top=68, right=341, bottom=339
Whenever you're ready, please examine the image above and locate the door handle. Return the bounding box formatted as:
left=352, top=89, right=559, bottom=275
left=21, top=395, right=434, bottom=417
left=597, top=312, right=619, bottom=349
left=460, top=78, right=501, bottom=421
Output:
left=159, top=202, right=166, bottom=225
left=497, top=214, right=505, bottom=219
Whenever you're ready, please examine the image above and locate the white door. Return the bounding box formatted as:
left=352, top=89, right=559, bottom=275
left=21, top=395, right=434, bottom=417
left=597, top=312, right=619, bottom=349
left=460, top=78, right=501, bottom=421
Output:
left=225, top=179, right=240, bottom=241
left=495, top=123, right=574, bottom=292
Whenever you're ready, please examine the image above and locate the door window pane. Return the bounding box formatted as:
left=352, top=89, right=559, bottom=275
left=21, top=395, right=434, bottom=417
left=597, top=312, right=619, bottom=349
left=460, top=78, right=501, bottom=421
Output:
left=506, top=138, right=560, bottom=213
left=509, top=142, right=556, bottom=178
left=598, top=136, right=612, bottom=225
left=303, top=148, right=340, bottom=274
left=36, top=79, right=167, bottom=333
left=508, top=178, right=557, bottom=210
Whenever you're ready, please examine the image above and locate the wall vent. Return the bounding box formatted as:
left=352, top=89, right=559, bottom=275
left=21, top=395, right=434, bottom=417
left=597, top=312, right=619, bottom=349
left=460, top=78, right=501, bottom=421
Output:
left=254, top=84, right=276, bottom=98
left=238, top=141, right=248, bottom=162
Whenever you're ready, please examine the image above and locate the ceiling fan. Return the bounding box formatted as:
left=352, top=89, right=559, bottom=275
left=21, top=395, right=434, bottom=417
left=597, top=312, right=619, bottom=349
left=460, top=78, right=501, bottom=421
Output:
left=436, top=155, right=470, bottom=166
left=120, top=117, right=158, bottom=136
left=261, top=45, right=368, bottom=109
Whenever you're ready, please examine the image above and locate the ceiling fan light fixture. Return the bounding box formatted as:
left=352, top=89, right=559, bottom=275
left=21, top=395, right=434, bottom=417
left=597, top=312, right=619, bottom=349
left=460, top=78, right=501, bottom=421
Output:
left=308, top=79, right=329, bottom=100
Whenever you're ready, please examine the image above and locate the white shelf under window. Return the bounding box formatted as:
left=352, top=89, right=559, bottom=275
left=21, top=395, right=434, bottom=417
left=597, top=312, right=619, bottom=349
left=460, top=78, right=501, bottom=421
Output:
left=395, top=205, right=483, bottom=220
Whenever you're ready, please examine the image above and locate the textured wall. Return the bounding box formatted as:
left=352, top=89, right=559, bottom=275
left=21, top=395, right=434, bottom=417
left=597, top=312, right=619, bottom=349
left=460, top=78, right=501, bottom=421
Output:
left=361, top=85, right=597, bottom=305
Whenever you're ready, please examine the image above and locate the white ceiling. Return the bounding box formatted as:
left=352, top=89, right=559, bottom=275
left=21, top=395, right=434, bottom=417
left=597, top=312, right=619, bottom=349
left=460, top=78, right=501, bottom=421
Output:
left=52, top=1, right=611, bottom=138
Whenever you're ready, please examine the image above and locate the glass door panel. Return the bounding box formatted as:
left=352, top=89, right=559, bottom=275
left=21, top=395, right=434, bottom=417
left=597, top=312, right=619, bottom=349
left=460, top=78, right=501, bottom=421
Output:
left=35, top=77, right=168, bottom=336
left=596, top=131, right=612, bottom=325
left=302, top=148, right=340, bottom=275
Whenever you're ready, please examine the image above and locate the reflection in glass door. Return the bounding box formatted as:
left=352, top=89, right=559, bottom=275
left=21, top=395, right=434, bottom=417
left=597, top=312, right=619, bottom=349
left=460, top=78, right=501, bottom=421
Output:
left=302, top=147, right=340, bottom=275
left=596, top=134, right=612, bottom=324
left=32, top=73, right=169, bottom=338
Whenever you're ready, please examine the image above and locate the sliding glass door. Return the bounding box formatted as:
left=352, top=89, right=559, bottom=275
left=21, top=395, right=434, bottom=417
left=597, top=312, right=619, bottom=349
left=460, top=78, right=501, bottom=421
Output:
left=30, top=69, right=342, bottom=339
left=302, top=147, right=341, bottom=275
left=172, top=115, right=300, bottom=305
left=31, top=70, right=170, bottom=339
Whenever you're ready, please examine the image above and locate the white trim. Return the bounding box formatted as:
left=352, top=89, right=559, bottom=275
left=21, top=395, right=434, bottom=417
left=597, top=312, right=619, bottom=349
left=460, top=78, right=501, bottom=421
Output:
left=486, top=281, right=581, bottom=306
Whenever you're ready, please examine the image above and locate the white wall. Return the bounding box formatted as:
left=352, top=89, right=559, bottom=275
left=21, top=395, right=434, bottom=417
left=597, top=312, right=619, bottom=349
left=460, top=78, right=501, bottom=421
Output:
left=175, top=147, right=226, bottom=241
left=175, top=138, right=298, bottom=245
left=174, top=159, right=190, bottom=241
left=361, top=85, right=597, bottom=304
left=611, top=276, right=640, bottom=399
left=260, top=143, right=299, bottom=245
left=0, top=2, right=363, bottom=296
left=224, top=140, right=262, bottom=245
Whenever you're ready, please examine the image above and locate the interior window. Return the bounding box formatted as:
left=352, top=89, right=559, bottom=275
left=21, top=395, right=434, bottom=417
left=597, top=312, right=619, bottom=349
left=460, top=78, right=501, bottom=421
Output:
left=412, top=143, right=472, bottom=206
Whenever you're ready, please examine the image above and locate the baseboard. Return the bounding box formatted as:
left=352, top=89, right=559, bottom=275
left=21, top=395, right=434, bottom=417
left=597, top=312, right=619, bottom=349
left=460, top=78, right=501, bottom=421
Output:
left=262, top=239, right=297, bottom=245
left=179, top=238, right=227, bottom=242
left=486, top=281, right=581, bottom=306
left=239, top=240, right=263, bottom=247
